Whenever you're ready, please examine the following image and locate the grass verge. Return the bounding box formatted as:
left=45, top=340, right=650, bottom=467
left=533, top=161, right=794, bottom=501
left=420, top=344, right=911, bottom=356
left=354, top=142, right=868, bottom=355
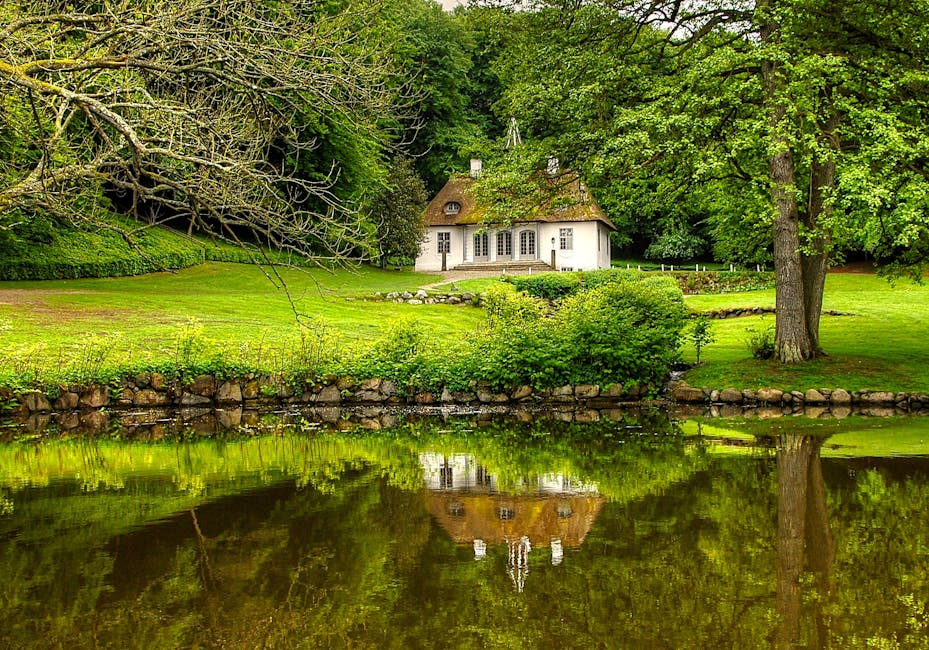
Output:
left=681, top=272, right=929, bottom=393
left=0, top=262, right=483, bottom=390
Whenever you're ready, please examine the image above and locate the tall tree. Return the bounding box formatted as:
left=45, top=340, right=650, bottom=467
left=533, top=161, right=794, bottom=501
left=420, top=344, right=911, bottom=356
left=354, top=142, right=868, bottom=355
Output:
left=370, top=157, right=428, bottom=269
left=0, top=0, right=403, bottom=261
left=482, top=0, right=929, bottom=362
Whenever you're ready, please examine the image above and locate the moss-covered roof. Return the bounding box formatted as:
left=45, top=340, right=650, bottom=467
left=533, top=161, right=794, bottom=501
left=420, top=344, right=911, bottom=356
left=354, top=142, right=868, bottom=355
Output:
left=422, top=174, right=616, bottom=230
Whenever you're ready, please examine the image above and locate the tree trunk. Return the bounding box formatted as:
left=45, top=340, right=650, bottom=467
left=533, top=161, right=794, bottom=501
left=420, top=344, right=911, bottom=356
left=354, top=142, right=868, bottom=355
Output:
left=775, top=433, right=812, bottom=649
left=771, top=149, right=814, bottom=363
left=801, top=111, right=840, bottom=355
left=760, top=0, right=818, bottom=363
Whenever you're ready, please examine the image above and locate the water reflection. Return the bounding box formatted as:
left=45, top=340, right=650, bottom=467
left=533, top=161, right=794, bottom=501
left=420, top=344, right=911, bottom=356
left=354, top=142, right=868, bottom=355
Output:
left=0, top=413, right=928, bottom=648
left=421, top=452, right=605, bottom=591
left=773, top=433, right=836, bottom=649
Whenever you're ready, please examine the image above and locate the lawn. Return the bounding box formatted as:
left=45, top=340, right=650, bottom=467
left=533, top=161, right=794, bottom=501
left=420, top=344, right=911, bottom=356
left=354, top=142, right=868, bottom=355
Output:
left=0, top=262, right=484, bottom=380
left=1, top=263, right=927, bottom=395
left=681, top=271, right=929, bottom=393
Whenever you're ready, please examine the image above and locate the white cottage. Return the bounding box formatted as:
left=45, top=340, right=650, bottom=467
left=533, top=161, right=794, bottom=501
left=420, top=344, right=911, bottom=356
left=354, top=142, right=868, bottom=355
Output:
left=414, top=170, right=615, bottom=273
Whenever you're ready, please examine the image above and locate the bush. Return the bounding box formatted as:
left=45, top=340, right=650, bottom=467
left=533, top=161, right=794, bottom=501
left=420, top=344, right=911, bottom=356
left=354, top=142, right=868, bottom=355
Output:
left=644, top=227, right=707, bottom=263
left=508, top=272, right=582, bottom=300
left=555, top=278, right=686, bottom=388
left=745, top=323, right=776, bottom=360
left=475, top=274, right=686, bottom=392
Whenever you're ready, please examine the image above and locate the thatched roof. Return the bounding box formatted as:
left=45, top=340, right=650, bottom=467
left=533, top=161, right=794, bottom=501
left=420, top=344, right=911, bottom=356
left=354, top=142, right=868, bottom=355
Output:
left=426, top=492, right=606, bottom=547
left=422, top=174, right=616, bottom=230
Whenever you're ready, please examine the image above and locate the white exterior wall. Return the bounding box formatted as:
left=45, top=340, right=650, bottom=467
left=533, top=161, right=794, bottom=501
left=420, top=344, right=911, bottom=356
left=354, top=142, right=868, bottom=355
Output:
left=538, top=221, right=611, bottom=271
left=415, top=221, right=612, bottom=272
left=598, top=223, right=612, bottom=269
left=415, top=226, right=465, bottom=272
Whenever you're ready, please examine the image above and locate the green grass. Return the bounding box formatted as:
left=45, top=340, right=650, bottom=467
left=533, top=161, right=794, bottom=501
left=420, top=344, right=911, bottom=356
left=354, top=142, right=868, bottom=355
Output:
left=680, top=415, right=929, bottom=457
left=681, top=272, right=929, bottom=393
left=2, top=262, right=928, bottom=396
left=429, top=277, right=503, bottom=293
left=0, top=262, right=482, bottom=382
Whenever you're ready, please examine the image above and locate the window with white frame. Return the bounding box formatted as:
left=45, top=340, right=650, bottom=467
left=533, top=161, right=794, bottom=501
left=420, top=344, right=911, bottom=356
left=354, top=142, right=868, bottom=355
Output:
left=559, top=227, right=573, bottom=250
left=443, top=201, right=461, bottom=215
left=497, top=231, right=512, bottom=256
left=519, top=230, right=536, bottom=256
left=474, top=232, right=489, bottom=257
left=437, top=231, right=451, bottom=253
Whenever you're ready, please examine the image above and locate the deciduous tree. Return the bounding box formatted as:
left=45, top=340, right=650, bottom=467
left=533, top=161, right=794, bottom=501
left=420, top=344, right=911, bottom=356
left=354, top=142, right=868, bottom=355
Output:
left=0, top=0, right=402, bottom=262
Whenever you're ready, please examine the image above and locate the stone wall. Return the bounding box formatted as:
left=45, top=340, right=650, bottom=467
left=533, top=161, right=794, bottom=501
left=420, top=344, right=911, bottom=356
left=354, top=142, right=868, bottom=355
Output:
left=369, top=289, right=485, bottom=306
left=5, top=372, right=648, bottom=415
left=669, top=381, right=929, bottom=414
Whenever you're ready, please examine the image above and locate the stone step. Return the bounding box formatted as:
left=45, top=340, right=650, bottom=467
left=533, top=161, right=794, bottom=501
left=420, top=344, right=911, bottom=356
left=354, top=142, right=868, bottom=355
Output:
left=452, top=260, right=553, bottom=273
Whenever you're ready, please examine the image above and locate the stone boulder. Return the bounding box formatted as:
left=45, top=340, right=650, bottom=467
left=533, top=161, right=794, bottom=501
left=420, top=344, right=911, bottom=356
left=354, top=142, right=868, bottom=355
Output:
left=134, top=389, right=171, bottom=406
left=575, top=384, right=600, bottom=400
left=189, top=374, right=216, bottom=397
left=511, top=385, right=533, bottom=400
left=53, top=391, right=80, bottom=411
left=316, top=385, right=342, bottom=403
left=215, top=381, right=243, bottom=404
left=804, top=389, right=827, bottom=404
left=22, top=391, right=52, bottom=413
left=670, top=383, right=706, bottom=403
left=80, top=385, right=109, bottom=408
left=861, top=391, right=896, bottom=404
left=718, top=388, right=744, bottom=404
left=756, top=387, right=784, bottom=404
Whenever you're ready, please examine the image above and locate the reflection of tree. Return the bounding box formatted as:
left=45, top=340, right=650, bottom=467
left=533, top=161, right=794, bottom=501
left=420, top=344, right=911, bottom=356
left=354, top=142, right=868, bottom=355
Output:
left=775, top=433, right=836, bottom=649
left=4, top=419, right=929, bottom=647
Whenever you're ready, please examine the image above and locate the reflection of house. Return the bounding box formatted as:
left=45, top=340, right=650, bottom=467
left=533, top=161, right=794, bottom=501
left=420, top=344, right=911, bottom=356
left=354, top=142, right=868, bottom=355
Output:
left=419, top=453, right=605, bottom=590
left=414, top=161, right=615, bottom=273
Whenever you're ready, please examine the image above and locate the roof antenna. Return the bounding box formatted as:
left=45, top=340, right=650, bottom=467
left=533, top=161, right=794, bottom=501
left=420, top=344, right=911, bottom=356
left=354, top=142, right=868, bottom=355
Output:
left=505, top=117, right=522, bottom=149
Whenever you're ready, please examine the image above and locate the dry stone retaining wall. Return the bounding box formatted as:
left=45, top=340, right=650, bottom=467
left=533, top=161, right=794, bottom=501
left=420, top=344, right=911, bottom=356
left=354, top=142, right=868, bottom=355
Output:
left=4, top=372, right=648, bottom=415
left=670, top=381, right=929, bottom=413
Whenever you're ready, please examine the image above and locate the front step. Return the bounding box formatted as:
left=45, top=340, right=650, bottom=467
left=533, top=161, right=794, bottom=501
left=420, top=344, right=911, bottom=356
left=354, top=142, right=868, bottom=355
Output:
left=452, top=260, right=553, bottom=274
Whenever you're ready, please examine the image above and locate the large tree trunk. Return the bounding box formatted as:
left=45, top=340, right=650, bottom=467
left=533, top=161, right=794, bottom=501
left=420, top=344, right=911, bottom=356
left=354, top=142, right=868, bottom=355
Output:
left=775, top=433, right=811, bottom=648
left=771, top=149, right=814, bottom=363
left=762, top=25, right=814, bottom=362
left=801, top=111, right=841, bottom=355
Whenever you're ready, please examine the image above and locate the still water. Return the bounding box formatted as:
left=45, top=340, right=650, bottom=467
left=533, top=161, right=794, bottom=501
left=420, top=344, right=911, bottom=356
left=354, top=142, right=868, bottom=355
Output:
left=1, top=408, right=928, bottom=649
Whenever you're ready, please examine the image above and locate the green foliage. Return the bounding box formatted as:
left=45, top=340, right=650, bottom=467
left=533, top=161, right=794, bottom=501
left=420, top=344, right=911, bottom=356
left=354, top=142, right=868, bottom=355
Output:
left=508, top=271, right=583, bottom=300
left=476, top=274, right=686, bottom=391
left=0, top=215, right=258, bottom=280
left=349, top=318, right=438, bottom=394
left=643, top=226, right=707, bottom=263
left=555, top=279, right=686, bottom=387
left=745, top=323, right=776, bottom=361
left=689, top=315, right=716, bottom=364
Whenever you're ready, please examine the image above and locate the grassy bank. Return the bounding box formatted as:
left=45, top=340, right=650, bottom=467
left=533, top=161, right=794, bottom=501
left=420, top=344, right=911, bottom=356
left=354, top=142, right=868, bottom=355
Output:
left=681, top=272, right=929, bottom=393
left=1, top=262, right=926, bottom=396
left=0, top=262, right=484, bottom=389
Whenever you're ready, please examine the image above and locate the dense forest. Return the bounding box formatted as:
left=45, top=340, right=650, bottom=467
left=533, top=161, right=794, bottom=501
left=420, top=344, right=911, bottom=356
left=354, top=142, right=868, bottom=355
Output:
left=2, top=0, right=929, bottom=361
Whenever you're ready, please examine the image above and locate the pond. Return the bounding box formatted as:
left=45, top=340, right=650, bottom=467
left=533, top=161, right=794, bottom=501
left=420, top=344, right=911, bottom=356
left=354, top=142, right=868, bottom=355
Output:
left=1, top=407, right=928, bottom=648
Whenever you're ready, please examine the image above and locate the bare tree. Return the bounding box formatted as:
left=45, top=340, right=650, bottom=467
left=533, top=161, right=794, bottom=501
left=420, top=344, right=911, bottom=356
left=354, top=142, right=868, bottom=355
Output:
left=0, top=0, right=404, bottom=262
